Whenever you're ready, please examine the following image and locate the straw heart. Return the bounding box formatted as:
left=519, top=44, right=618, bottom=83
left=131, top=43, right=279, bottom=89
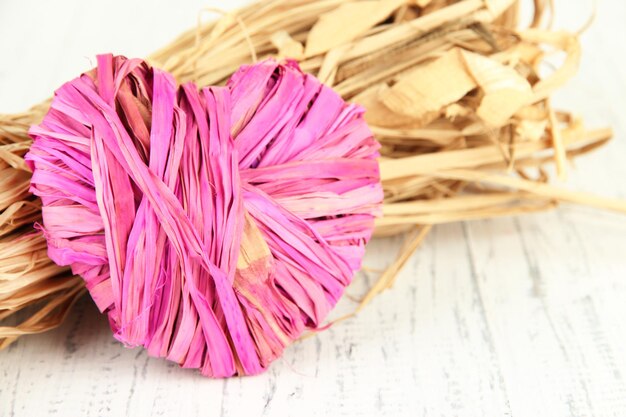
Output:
left=25, top=54, right=382, bottom=377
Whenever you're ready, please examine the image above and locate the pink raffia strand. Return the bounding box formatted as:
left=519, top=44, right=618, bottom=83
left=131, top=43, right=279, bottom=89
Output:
left=25, top=54, right=383, bottom=377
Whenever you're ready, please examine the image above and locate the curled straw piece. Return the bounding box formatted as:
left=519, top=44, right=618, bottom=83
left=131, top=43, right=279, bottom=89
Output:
left=1, top=0, right=624, bottom=348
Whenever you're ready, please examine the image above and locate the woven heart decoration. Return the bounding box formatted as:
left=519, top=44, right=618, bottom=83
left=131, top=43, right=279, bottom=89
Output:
left=26, top=54, right=382, bottom=377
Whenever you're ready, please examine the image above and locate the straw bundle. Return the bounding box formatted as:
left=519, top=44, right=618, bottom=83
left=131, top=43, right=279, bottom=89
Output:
left=1, top=0, right=624, bottom=349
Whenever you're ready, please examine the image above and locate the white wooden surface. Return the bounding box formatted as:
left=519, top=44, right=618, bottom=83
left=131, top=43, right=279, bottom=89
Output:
left=1, top=1, right=626, bottom=416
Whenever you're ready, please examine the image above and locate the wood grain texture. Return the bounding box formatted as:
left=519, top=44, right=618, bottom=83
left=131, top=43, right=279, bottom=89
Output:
left=1, top=1, right=625, bottom=416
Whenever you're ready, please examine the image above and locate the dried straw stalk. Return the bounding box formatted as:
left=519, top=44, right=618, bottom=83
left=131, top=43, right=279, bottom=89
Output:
left=1, top=0, right=624, bottom=348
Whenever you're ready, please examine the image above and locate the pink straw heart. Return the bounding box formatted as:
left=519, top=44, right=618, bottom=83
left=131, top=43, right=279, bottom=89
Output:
left=25, top=54, right=383, bottom=377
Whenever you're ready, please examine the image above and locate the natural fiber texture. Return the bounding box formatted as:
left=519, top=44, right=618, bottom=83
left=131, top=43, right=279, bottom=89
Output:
left=2, top=0, right=625, bottom=348
left=25, top=55, right=381, bottom=376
